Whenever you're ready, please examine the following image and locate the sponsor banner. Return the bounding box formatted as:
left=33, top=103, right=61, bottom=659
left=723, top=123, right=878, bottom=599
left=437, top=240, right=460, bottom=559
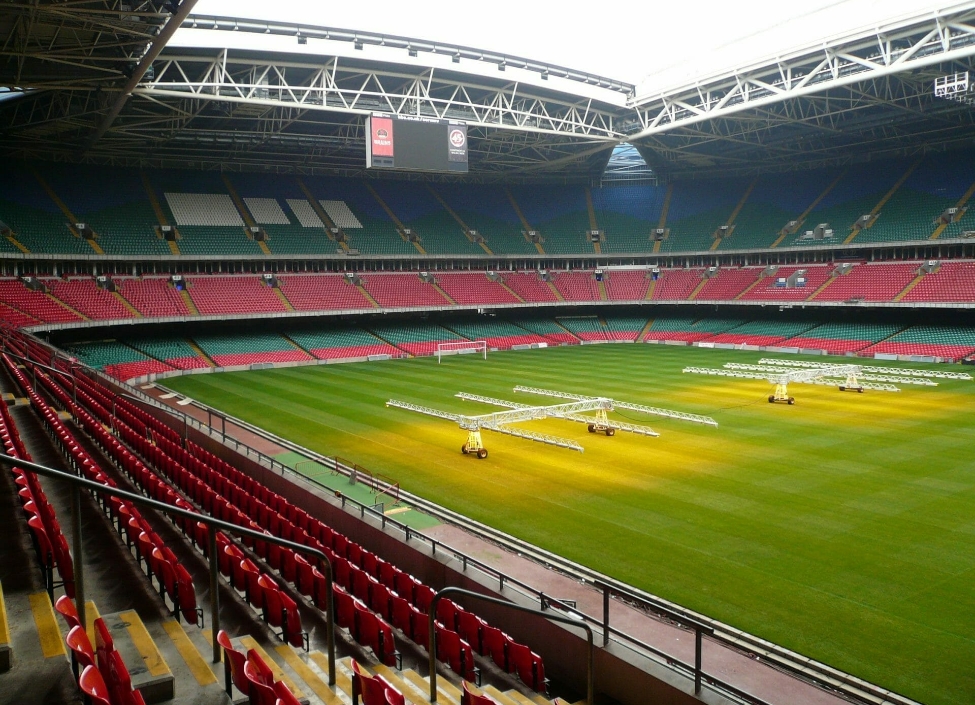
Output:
left=371, top=116, right=394, bottom=157
left=447, top=123, right=467, bottom=163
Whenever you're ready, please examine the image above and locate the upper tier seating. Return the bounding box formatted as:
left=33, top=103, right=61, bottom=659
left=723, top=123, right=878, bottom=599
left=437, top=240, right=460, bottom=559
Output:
left=186, top=276, right=288, bottom=316
left=649, top=269, right=705, bottom=301
left=434, top=273, right=521, bottom=306
left=360, top=274, right=451, bottom=308
left=902, top=261, right=975, bottom=303
left=431, top=185, right=537, bottom=255
left=116, top=277, right=192, bottom=318
left=48, top=279, right=137, bottom=321
left=34, top=165, right=171, bottom=255
left=740, top=265, right=834, bottom=301
left=550, top=271, right=601, bottom=302
left=814, top=263, right=919, bottom=302
left=590, top=184, right=664, bottom=254
left=694, top=268, right=762, bottom=300
left=0, top=279, right=84, bottom=323
left=502, top=273, right=559, bottom=303
left=507, top=184, right=590, bottom=255
left=3, top=155, right=975, bottom=256
left=277, top=274, right=374, bottom=311
left=604, top=270, right=650, bottom=301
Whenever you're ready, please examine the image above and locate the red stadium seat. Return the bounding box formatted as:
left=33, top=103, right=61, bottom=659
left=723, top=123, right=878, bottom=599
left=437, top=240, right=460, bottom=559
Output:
left=461, top=680, right=499, bottom=705
left=217, top=630, right=249, bottom=699
left=78, top=664, right=112, bottom=705
left=508, top=641, right=548, bottom=693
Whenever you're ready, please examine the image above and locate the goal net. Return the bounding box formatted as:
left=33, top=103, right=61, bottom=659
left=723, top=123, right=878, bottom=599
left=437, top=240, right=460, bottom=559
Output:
left=437, top=340, right=487, bottom=363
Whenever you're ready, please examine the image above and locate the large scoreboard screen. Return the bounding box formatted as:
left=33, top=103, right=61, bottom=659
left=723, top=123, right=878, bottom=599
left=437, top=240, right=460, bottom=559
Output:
left=366, top=113, right=468, bottom=173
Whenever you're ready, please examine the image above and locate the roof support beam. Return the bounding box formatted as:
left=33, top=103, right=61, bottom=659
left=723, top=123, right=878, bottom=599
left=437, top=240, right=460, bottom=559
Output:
left=84, top=0, right=200, bottom=152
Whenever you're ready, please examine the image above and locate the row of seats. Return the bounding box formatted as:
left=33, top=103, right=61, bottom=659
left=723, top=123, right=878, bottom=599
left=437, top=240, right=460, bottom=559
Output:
left=9, top=346, right=204, bottom=629
left=71, top=626, right=145, bottom=705
left=3, top=263, right=975, bottom=329
left=1, top=358, right=75, bottom=599
left=43, top=336, right=551, bottom=691
left=217, top=631, right=301, bottom=705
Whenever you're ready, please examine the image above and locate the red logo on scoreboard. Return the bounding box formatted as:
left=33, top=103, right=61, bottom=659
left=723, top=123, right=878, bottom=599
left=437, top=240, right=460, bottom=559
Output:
left=371, top=117, right=394, bottom=157
left=449, top=129, right=466, bottom=147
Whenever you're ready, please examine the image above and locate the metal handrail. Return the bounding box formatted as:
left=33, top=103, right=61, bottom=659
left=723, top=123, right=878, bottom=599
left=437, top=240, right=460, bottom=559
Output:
left=428, top=587, right=594, bottom=705
left=0, top=452, right=337, bottom=684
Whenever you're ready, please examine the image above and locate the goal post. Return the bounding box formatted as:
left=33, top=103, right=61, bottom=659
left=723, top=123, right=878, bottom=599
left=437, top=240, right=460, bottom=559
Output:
left=437, top=340, right=487, bottom=363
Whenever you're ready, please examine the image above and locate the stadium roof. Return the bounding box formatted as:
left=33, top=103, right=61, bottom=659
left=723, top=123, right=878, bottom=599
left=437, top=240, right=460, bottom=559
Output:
left=1, top=1, right=974, bottom=180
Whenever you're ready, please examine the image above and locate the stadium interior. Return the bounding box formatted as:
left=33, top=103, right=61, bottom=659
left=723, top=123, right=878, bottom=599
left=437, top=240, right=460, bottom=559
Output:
left=2, top=3, right=975, bottom=705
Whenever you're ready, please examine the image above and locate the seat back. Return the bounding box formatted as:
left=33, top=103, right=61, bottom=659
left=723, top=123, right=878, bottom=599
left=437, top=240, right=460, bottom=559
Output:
left=508, top=641, right=544, bottom=690
left=461, top=680, right=498, bottom=705
left=217, top=630, right=249, bottom=696
left=333, top=586, right=355, bottom=630
left=243, top=661, right=277, bottom=705
left=93, top=617, right=115, bottom=671
left=78, top=664, right=112, bottom=705
left=457, top=611, right=486, bottom=654
left=66, top=625, right=96, bottom=675
left=55, top=595, right=81, bottom=630
left=481, top=625, right=510, bottom=671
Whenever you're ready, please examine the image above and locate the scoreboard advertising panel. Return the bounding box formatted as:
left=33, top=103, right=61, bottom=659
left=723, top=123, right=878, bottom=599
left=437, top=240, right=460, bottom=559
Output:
left=366, top=113, right=468, bottom=173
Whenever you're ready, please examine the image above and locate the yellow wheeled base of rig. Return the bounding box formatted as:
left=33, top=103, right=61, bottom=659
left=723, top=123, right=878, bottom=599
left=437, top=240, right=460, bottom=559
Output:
left=768, top=382, right=795, bottom=405
left=461, top=430, right=488, bottom=459
left=585, top=408, right=617, bottom=435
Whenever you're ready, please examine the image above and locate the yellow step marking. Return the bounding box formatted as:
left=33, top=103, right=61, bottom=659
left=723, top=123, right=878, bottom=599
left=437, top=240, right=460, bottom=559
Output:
left=162, top=620, right=218, bottom=685
left=501, top=690, right=538, bottom=705
left=651, top=239, right=662, bottom=253
left=276, top=645, right=342, bottom=704
left=258, top=240, right=272, bottom=255
left=85, top=600, right=100, bottom=646
left=373, top=664, right=429, bottom=703
left=687, top=277, right=709, bottom=301
left=118, top=610, right=170, bottom=678
left=545, top=281, right=564, bottom=302
left=6, top=234, right=30, bottom=253
left=894, top=273, right=926, bottom=302
left=29, top=592, right=66, bottom=658
left=772, top=168, right=847, bottom=247
left=240, top=636, right=305, bottom=699
left=402, top=668, right=460, bottom=705
left=484, top=684, right=522, bottom=705
left=0, top=582, right=10, bottom=646
left=167, top=239, right=181, bottom=255
left=311, top=651, right=350, bottom=699
left=384, top=506, right=411, bottom=516
left=844, top=158, right=921, bottom=244
left=931, top=177, right=975, bottom=239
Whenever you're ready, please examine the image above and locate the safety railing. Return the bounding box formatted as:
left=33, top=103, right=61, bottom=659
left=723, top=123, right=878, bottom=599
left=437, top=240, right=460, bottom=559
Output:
left=0, top=452, right=337, bottom=684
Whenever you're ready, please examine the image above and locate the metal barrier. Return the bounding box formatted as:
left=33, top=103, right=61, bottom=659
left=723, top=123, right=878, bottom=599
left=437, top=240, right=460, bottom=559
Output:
left=428, top=587, right=593, bottom=705
left=0, top=453, right=337, bottom=684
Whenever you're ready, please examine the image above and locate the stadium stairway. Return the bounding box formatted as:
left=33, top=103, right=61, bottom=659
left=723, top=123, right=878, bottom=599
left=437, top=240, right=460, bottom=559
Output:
left=844, top=158, right=922, bottom=244
left=710, top=178, right=756, bottom=251
left=930, top=177, right=975, bottom=239
left=364, top=184, right=425, bottom=255
left=770, top=169, right=847, bottom=248
left=504, top=189, right=544, bottom=255
left=0, top=348, right=466, bottom=705
left=427, top=186, right=494, bottom=255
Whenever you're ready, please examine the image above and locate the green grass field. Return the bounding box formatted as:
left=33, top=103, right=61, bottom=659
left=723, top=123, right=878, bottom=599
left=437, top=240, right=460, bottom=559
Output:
left=165, top=344, right=975, bottom=705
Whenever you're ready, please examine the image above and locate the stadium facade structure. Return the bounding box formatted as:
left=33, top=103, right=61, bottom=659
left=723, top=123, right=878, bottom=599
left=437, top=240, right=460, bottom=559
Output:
left=3, top=3, right=975, bottom=705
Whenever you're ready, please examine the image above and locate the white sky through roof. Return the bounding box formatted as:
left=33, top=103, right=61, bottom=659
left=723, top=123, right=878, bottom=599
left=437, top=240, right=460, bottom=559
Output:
left=190, top=0, right=954, bottom=92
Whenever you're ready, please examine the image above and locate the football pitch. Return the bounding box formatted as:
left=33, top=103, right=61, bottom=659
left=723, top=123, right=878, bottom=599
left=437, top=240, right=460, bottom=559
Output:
left=165, top=344, right=975, bottom=705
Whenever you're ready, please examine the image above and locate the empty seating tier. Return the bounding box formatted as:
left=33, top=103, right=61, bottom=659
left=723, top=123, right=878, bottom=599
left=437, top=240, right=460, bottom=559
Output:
left=186, top=276, right=287, bottom=316
left=192, top=333, right=311, bottom=367
left=288, top=328, right=400, bottom=360
left=778, top=322, right=903, bottom=353
left=861, top=326, right=975, bottom=361
left=278, top=274, right=374, bottom=311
